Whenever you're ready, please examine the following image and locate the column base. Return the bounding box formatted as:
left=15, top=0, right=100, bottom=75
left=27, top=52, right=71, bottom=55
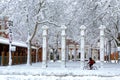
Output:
left=8, top=59, right=12, bottom=66
left=61, top=60, right=66, bottom=68
left=80, top=61, right=85, bottom=69
left=26, top=63, right=32, bottom=66
left=100, top=61, right=104, bottom=69
left=42, top=61, right=47, bottom=68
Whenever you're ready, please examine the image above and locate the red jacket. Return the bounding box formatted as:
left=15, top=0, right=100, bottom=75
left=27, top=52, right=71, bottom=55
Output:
left=89, top=60, right=95, bottom=65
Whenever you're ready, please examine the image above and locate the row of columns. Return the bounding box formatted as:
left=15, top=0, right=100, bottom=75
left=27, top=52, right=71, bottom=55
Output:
left=42, top=25, right=67, bottom=68
left=42, top=25, right=106, bottom=68
left=80, top=25, right=106, bottom=68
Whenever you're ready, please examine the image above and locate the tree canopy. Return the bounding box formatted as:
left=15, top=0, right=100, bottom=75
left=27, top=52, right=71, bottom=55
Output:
left=0, top=0, right=120, bottom=48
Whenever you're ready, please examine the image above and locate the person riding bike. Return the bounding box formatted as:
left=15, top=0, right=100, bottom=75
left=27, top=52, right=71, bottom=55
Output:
left=88, top=57, right=95, bottom=70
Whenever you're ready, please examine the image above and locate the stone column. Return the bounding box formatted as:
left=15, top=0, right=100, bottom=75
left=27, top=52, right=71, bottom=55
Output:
left=42, top=25, right=48, bottom=68
left=61, top=25, right=67, bottom=68
left=99, top=25, right=106, bottom=68
left=80, top=25, right=86, bottom=68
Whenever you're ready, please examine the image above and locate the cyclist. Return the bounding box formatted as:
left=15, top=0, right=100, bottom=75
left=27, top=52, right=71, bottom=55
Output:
left=88, top=57, right=95, bottom=70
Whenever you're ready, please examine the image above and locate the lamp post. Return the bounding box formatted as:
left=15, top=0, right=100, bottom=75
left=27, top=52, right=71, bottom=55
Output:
left=36, top=41, right=39, bottom=62
left=7, top=20, right=13, bottom=66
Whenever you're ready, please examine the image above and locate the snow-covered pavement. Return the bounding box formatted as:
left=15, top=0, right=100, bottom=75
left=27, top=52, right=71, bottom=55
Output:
left=0, top=61, right=120, bottom=80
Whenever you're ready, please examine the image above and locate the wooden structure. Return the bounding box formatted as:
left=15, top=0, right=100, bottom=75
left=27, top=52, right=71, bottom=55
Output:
left=0, top=37, right=42, bottom=66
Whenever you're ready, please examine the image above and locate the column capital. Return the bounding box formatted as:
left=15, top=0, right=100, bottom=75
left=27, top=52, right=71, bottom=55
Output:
left=80, top=25, right=86, bottom=36
left=42, top=25, right=49, bottom=30
left=118, top=46, right=120, bottom=51
left=42, top=25, right=49, bottom=36
left=61, top=25, right=67, bottom=30
left=61, top=25, right=67, bottom=36
left=80, top=25, right=86, bottom=30
left=99, top=25, right=106, bottom=36
left=99, top=25, right=106, bottom=30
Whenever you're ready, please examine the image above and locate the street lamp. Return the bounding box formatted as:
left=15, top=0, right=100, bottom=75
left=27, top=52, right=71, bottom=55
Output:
left=36, top=41, right=39, bottom=62
left=7, top=20, right=13, bottom=66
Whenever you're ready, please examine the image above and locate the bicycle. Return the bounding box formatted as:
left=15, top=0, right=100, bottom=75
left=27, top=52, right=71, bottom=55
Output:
left=83, top=64, right=97, bottom=70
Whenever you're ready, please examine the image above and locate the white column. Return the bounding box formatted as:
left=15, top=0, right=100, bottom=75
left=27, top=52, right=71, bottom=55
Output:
left=80, top=25, right=86, bottom=68
left=61, top=25, right=67, bottom=68
left=99, top=25, right=106, bottom=68
left=42, top=25, right=48, bottom=68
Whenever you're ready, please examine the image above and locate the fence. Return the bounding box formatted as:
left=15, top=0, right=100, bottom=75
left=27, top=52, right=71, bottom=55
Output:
left=0, top=51, right=36, bottom=66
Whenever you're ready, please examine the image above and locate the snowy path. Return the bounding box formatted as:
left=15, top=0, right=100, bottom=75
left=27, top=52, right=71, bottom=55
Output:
left=0, top=75, right=120, bottom=80
left=0, top=61, right=120, bottom=80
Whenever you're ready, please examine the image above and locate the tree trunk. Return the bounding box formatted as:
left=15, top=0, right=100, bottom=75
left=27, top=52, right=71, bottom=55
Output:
left=27, top=40, right=31, bottom=66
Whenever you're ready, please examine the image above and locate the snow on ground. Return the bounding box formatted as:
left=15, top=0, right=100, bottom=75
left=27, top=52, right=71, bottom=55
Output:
left=0, top=61, right=120, bottom=80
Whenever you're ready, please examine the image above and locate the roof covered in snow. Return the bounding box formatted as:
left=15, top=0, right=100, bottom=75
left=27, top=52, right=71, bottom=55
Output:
left=0, top=37, right=36, bottom=49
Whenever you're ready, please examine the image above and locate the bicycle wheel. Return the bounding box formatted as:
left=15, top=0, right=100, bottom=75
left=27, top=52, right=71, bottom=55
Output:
left=92, top=66, right=97, bottom=70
